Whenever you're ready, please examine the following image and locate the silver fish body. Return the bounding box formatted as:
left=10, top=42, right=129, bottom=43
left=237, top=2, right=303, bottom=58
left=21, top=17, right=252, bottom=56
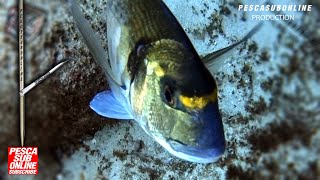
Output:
left=71, top=0, right=237, bottom=163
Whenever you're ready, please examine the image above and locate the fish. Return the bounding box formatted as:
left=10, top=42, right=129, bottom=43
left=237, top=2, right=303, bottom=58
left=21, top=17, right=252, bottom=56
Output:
left=70, top=0, right=261, bottom=163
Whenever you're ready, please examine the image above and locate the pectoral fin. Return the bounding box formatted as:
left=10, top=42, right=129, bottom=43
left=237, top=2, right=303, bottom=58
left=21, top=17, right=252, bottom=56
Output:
left=203, top=22, right=263, bottom=68
left=90, top=90, right=134, bottom=120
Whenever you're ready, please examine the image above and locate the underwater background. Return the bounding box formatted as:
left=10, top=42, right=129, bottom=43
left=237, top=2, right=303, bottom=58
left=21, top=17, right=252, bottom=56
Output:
left=0, top=0, right=319, bottom=179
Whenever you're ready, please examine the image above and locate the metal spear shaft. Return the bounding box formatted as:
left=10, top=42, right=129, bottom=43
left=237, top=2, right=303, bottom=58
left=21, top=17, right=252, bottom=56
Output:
left=19, top=0, right=25, bottom=147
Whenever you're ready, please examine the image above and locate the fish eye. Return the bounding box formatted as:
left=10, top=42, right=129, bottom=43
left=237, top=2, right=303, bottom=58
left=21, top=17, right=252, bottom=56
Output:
left=137, top=44, right=144, bottom=57
left=135, top=40, right=149, bottom=58
left=164, top=85, right=174, bottom=106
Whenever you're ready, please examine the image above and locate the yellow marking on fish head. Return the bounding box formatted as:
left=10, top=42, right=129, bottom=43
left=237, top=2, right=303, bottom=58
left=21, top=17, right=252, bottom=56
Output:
left=179, top=89, right=217, bottom=109
left=148, top=62, right=165, bottom=77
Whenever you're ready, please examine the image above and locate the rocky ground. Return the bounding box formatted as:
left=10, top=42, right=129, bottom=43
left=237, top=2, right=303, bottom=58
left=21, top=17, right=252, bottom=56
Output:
left=0, top=0, right=319, bottom=179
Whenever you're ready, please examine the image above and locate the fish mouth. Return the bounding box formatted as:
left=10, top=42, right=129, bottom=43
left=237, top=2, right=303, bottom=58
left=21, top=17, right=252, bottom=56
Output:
left=153, top=102, right=225, bottom=163
left=169, top=101, right=225, bottom=163
left=153, top=136, right=225, bottom=163
left=190, top=101, right=225, bottom=149
left=167, top=139, right=225, bottom=163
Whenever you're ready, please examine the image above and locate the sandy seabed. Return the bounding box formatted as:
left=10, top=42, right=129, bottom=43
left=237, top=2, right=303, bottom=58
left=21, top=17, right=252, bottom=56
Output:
left=0, top=0, right=319, bottom=179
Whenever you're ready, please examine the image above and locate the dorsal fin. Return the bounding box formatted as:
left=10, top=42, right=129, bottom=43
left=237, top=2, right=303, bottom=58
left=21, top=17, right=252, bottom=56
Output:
left=70, top=0, right=125, bottom=89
